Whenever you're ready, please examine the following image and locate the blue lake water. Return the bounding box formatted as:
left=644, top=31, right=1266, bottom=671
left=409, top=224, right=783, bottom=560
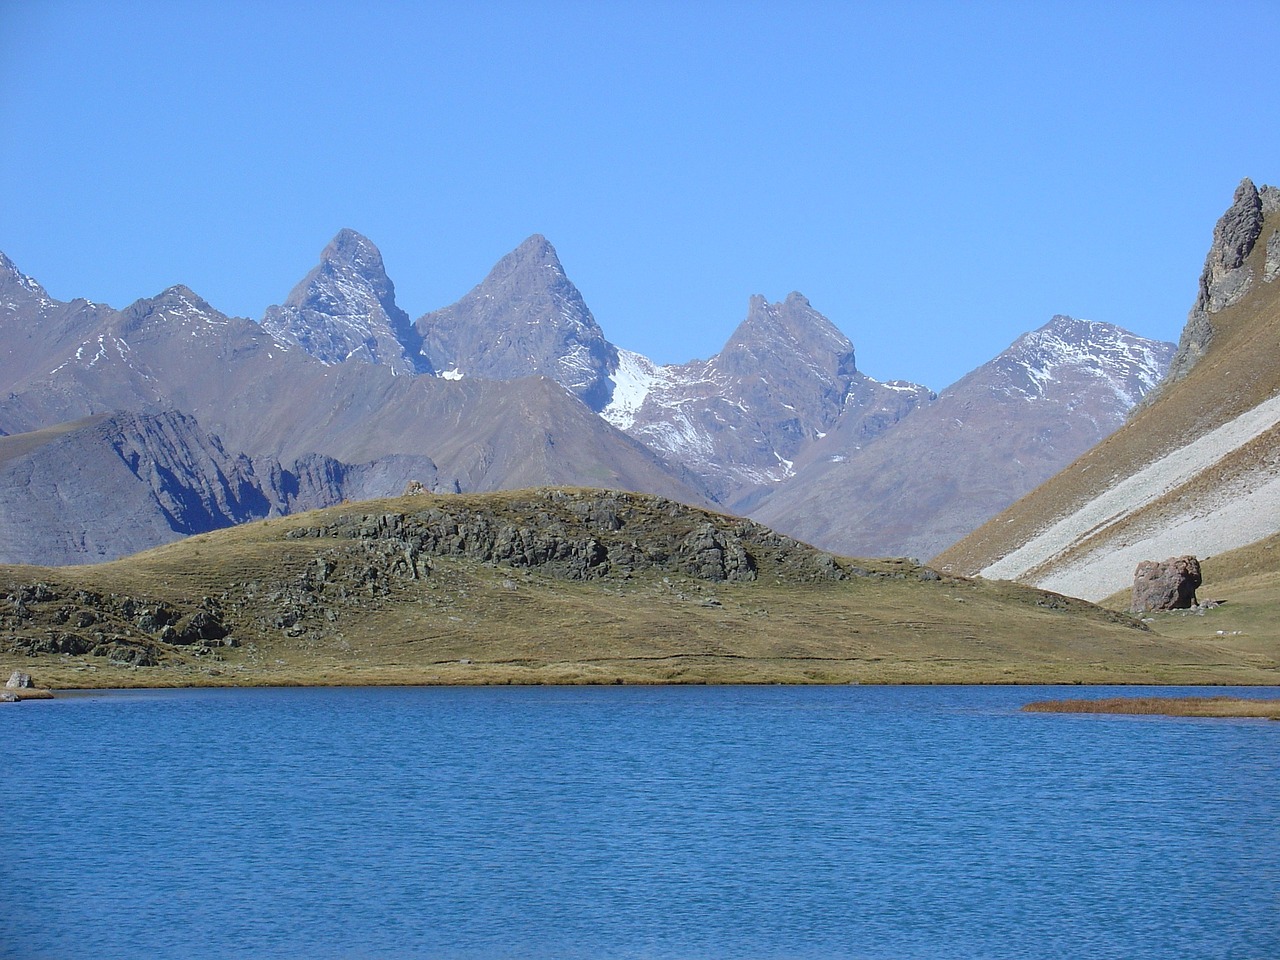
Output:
left=2, top=684, right=1277, bottom=960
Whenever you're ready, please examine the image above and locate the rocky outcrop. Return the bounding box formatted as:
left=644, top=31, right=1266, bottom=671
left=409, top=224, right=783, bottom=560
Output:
left=1166, top=179, right=1267, bottom=383
left=1131, top=556, right=1202, bottom=612
left=1264, top=230, right=1280, bottom=284
left=1, top=581, right=234, bottom=666
left=262, top=229, right=428, bottom=375
left=279, top=489, right=844, bottom=584
left=6, top=669, right=33, bottom=688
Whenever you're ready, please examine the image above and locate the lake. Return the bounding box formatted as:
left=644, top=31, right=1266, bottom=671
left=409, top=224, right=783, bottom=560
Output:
left=2, top=684, right=1277, bottom=960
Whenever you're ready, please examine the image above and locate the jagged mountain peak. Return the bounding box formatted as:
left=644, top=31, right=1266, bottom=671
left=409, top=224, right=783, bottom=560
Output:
left=416, top=235, right=617, bottom=407
left=718, top=293, right=858, bottom=383
left=1165, top=177, right=1272, bottom=384
left=263, top=230, right=426, bottom=376
left=0, top=250, right=55, bottom=310
left=134, top=284, right=218, bottom=316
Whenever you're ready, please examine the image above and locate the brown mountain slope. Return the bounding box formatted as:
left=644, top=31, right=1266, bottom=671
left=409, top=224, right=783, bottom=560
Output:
left=936, top=179, right=1280, bottom=600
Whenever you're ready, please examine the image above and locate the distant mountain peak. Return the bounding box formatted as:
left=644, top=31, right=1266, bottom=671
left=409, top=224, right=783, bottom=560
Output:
left=0, top=251, right=54, bottom=310
left=993, top=315, right=1174, bottom=406
left=416, top=235, right=617, bottom=407
left=263, top=230, right=427, bottom=376
left=719, top=293, right=858, bottom=382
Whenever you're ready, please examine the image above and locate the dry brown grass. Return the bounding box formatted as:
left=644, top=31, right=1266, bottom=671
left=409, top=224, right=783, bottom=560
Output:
left=2, top=489, right=1278, bottom=691
left=1023, top=696, right=1280, bottom=718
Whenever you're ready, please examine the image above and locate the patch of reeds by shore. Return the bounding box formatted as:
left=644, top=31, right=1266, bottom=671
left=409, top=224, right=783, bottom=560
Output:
left=1023, top=695, right=1280, bottom=719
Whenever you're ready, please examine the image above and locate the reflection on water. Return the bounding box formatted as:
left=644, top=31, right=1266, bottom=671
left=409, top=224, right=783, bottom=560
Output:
left=3, top=684, right=1277, bottom=960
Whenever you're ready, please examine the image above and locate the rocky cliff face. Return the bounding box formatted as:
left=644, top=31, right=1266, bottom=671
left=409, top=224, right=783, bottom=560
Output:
left=0, top=410, right=458, bottom=565
left=261, top=229, right=428, bottom=376
left=416, top=235, right=619, bottom=407
left=749, top=316, right=1174, bottom=561
left=1165, top=178, right=1276, bottom=384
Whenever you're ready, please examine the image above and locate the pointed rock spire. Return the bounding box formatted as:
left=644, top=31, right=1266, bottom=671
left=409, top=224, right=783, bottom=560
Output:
left=262, top=229, right=427, bottom=376
left=1166, top=178, right=1268, bottom=384
left=415, top=235, right=618, bottom=408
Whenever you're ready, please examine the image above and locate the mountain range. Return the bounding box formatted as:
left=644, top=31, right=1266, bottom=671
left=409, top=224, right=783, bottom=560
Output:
left=0, top=215, right=1176, bottom=566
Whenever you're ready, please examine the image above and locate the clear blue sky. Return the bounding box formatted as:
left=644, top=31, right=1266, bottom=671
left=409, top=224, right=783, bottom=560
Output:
left=3, top=1, right=1278, bottom=389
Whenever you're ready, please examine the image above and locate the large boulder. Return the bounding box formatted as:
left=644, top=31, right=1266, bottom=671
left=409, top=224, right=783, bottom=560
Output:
left=6, top=670, right=34, bottom=688
left=1131, top=556, right=1202, bottom=612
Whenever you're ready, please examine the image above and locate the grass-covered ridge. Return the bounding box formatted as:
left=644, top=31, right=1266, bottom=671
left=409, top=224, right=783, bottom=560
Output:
left=1, top=488, right=1275, bottom=689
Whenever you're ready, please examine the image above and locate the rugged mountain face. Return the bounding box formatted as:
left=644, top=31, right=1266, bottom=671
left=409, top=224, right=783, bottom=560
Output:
left=415, top=235, right=618, bottom=407
left=937, top=179, right=1280, bottom=600
left=0, top=409, right=455, bottom=565
left=261, top=229, right=428, bottom=376
left=251, top=234, right=932, bottom=508
left=602, top=293, right=932, bottom=505
left=749, top=316, right=1174, bottom=561
left=0, top=252, right=116, bottom=396
left=0, top=256, right=713, bottom=564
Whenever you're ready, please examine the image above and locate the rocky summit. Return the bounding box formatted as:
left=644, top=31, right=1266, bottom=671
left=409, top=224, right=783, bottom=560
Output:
left=416, top=235, right=619, bottom=407
left=601, top=292, right=933, bottom=505
left=262, top=229, right=428, bottom=376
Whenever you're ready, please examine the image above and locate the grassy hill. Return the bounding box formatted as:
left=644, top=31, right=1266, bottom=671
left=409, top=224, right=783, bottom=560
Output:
left=2, top=488, right=1274, bottom=689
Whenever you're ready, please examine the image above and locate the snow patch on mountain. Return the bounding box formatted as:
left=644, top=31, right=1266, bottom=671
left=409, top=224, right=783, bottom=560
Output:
left=997, top=317, right=1172, bottom=406
left=601, top=349, right=667, bottom=430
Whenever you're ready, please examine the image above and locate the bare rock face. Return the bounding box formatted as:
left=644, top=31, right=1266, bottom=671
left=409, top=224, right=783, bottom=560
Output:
left=416, top=235, right=618, bottom=408
left=1167, top=179, right=1266, bottom=383
left=1264, top=229, right=1280, bottom=284
left=1131, top=556, right=1202, bottom=612
left=262, top=229, right=428, bottom=376
left=6, top=670, right=34, bottom=688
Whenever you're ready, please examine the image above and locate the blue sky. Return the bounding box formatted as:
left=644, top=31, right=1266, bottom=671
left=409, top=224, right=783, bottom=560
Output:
left=2, top=1, right=1278, bottom=389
